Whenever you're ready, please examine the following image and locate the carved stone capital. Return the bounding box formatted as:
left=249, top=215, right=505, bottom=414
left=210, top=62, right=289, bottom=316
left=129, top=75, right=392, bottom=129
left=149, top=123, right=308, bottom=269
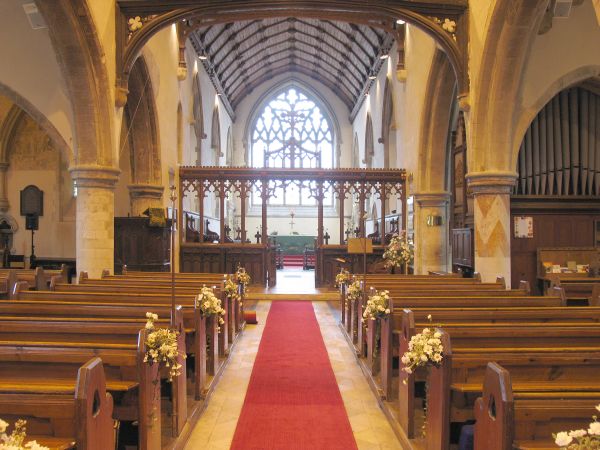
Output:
left=69, top=165, right=121, bottom=189
left=412, top=191, right=451, bottom=207
left=115, top=83, right=129, bottom=108
left=466, top=171, right=517, bottom=195
left=128, top=183, right=164, bottom=199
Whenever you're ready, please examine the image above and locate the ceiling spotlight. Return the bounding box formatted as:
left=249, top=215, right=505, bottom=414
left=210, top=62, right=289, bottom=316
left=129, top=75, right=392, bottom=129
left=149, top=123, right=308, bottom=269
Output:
left=368, top=71, right=376, bottom=80
left=396, top=19, right=406, bottom=25
left=379, top=51, right=389, bottom=60
left=198, top=49, right=208, bottom=60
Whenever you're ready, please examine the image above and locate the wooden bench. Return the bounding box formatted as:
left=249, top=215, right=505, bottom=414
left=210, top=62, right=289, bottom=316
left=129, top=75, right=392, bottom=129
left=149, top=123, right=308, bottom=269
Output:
left=3, top=294, right=217, bottom=402
left=0, top=317, right=168, bottom=449
left=374, top=294, right=593, bottom=400
left=474, top=362, right=600, bottom=450
left=396, top=312, right=600, bottom=449
left=546, top=274, right=600, bottom=305
left=0, top=357, right=114, bottom=450
left=352, top=287, right=561, bottom=363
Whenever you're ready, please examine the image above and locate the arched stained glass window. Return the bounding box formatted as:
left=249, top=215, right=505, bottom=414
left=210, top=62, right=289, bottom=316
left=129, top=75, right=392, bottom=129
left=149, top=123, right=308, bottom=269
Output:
left=251, top=87, right=335, bottom=207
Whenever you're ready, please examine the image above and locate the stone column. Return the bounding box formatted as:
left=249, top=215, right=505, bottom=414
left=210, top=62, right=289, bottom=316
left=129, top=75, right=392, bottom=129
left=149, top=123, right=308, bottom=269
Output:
left=128, top=184, right=164, bottom=216
left=466, top=172, right=516, bottom=284
left=70, top=165, right=120, bottom=279
left=0, top=162, right=9, bottom=212
left=413, top=192, right=450, bottom=274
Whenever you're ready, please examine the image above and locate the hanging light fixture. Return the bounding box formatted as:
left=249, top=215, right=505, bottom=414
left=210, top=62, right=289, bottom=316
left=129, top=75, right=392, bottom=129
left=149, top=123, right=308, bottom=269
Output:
left=379, top=49, right=389, bottom=60
left=198, top=48, right=208, bottom=60
left=396, top=19, right=406, bottom=25
left=368, top=71, right=377, bottom=80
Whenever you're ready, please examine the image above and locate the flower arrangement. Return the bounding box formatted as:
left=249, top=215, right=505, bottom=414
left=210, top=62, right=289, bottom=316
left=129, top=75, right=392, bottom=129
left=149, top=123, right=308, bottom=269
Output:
left=0, top=418, right=49, bottom=450
left=363, top=290, right=391, bottom=321
left=554, top=405, right=600, bottom=448
left=346, top=280, right=363, bottom=303
left=401, top=315, right=444, bottom=376
left=224, top=277, right=241, bottom=305
left=383, top=232, right=413, bottom=270
left=196, top=286, right=226, bottom=326
left=235, top=267, right=251, bottom=288
left=335, top=269, right=350, bottom=287
left=144, top=312, right=184, bottom=381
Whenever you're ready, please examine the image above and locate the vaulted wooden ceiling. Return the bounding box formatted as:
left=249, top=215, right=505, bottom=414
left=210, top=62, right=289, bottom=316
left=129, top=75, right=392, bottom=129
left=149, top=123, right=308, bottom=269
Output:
left=189, top=18, right=395, bottom=111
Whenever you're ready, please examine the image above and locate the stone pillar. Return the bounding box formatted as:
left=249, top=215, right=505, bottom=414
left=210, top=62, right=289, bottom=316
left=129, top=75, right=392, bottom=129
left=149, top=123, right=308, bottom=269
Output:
left=413, top=192, right=451, bottom=274
left=70, top=166, right=120, bottom=279
left=128, top=184, right=164, bottom=216
left=466, top=172, right=516, bottom=284
left=0, top=162, right=9, bottom=212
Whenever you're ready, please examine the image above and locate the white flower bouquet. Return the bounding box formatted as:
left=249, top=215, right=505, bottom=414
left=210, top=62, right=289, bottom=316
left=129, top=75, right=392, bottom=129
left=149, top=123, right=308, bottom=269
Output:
left=401, top=316, right=444, bottom=376
left=554, top=405, right=600, bottom=448
left=235, top=267, right=251, bottom=288
left=197, top=286, right=226, bottom=326
left=383, top=232, right=413, bottom=270
left=1, top=418, right=49, bottom=450
left=363, top=290, right=391, bottom=321
left=143, top=312, right=184, bottom=381
left=346, top=280, right=363, bottom=303
left=335, top=269, right=350, bottom=287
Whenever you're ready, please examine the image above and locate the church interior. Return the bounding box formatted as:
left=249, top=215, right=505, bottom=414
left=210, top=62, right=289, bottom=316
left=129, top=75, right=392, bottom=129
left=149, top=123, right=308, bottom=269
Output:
left=0, top=0, right=600, bottom=449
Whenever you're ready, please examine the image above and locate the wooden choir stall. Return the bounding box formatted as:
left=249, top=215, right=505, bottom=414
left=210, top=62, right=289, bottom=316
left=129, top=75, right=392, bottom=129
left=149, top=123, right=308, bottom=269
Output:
left=178, top=167, right=407, bottom=287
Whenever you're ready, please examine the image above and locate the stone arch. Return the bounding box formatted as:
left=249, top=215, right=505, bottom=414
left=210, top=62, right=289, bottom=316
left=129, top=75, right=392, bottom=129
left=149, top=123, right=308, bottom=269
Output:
left=118, top=3, right=467, bottom=100
left=211, top=104, right=221, bottom=164
left=192, top=75, right=205, bottom=165
left=36, top=1, right=115, bottom=168
left=0, top=84, right=71, bottom=164
left=512, top=68, right=600, bottom=171
left=468, top=0, right=548, bottom=175
left=364, top=114, right=374, bottom=168
left=381, top=77, right=395, bottom=168
left=121, top=56, right=163, bottom=215
left=418, top=49, right=457, bottom=193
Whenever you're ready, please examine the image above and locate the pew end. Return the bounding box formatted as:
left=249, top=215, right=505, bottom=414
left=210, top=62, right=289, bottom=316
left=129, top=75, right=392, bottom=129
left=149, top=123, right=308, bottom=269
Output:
left=591, top=283, right=600, bottom=306
left=495, top=276, right=506, bottom=289
left=398, top=309, right=416, bottom=437
left=75, top=357, right=116, bottom=450
left=518, top=280, right=531, bottom=295
left=101, top=269, right=110, bottom=278
left=78, top=271, right=89, bottom=284
left=425, top=329, right=453, bottom=450
left=34, top=266, right=46, bottom=291
left=10, top=280, right=30, bottom=299
left=473, top=362, right=514, bottom=450
left=551, top=286, right=567, bottom=306
left=473, top=272, right=482, bottom=282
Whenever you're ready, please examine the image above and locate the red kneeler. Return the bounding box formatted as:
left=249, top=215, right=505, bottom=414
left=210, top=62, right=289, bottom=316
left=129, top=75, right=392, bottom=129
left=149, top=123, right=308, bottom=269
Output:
left=244, top=311, right=258, bottom=324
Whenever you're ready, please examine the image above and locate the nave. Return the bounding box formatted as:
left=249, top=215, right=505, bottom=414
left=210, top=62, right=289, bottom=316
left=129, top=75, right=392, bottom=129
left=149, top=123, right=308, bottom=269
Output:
left=185, top=300, right=400, bottom=449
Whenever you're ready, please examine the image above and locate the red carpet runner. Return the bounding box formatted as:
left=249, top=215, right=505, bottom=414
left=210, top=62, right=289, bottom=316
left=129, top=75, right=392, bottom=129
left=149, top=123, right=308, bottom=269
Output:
left=230, top=301, right=358, bottom=450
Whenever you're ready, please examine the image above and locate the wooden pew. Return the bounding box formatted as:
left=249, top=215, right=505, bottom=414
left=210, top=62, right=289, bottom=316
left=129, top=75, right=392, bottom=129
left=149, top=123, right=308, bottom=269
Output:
left=0, top=308, right=189, bottom=447
left=397, top=312, right=600, bottom=449
left=4, top=294, right=218, bottom=401
left=0, top=269, right=16, bottom=298
left=474, top=362, right=600, bottom=450
left=0, top=357, right=115, bottom=450
left=0, top=267, right=47, bottom=292
left=78, top=272, right=244, bottom=338
left=548, top=274, right=600, bottom=305
left=342, top=275, right=510, bottom=336
left=377, top=301, right=592, bottom=395
left=353, top=287, right=560, bottom=361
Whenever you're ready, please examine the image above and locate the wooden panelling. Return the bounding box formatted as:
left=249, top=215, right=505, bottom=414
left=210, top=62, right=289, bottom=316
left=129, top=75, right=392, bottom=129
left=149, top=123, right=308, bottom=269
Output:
left=114, top=217, right=170, bottom=273
left=510, top=208, right=600, bottom=293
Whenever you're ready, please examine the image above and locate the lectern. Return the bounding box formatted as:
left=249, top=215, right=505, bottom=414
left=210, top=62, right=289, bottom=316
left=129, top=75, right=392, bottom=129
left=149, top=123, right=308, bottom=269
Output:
left=347, top=237, right=373, bottom=284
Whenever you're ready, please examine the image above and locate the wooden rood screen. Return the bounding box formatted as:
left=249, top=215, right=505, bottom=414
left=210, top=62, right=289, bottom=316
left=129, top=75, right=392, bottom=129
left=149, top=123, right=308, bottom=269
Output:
left=179, top=167, right=406, bottom=287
